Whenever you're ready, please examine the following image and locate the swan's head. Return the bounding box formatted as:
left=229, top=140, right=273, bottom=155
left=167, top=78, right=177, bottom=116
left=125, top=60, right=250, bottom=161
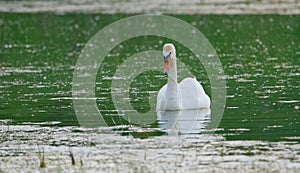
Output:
left=162, top=43, right=176, bottom=75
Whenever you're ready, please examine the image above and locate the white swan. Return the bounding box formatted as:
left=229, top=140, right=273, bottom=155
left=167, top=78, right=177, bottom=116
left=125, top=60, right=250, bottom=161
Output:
left=156, top=43, right=210, bottom=111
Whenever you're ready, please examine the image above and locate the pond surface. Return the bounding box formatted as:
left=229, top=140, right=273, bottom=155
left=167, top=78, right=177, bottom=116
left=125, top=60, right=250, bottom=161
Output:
left=0, top=13, right=299, bottom=172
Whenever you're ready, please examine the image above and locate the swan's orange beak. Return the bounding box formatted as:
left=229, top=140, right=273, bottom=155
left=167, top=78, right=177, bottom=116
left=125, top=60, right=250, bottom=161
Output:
left=164, top=58, right=170, bottom=75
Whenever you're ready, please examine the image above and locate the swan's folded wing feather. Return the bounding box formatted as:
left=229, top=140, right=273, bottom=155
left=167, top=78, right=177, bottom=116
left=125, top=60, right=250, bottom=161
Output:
left=179, top=78, right=210, bottom=109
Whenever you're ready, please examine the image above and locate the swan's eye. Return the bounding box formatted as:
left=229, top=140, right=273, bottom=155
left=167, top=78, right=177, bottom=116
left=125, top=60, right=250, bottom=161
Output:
left=163, top=52, right=172, bottom=60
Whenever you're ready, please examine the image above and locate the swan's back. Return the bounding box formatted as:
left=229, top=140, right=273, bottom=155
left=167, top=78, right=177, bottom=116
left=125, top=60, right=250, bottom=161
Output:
left=179, top=78, right=210, bottom=109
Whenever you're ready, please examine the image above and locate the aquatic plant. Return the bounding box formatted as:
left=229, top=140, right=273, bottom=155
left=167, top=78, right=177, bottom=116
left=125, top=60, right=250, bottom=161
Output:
left=69, top=147, right=76, bottom=165
left=37, top=147, right=46, bottom=168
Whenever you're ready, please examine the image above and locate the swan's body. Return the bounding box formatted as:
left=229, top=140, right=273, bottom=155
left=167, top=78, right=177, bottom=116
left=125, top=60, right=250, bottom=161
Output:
left=156, top=44, right=210, bottom=111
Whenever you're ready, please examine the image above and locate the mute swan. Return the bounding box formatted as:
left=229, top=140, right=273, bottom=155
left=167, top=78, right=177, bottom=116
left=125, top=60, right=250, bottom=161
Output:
left=156, top=43, right=210, bottom=111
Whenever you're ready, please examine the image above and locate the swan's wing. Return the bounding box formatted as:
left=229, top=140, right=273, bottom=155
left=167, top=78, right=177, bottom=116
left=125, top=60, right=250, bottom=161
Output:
left=179, top=78, right=210, bottom=109
left=156, top=84, right=167, bottom=111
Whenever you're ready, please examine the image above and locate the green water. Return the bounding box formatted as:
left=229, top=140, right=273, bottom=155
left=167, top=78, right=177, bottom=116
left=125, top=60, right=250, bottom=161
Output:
left=0, top=13, right=299, bottom=142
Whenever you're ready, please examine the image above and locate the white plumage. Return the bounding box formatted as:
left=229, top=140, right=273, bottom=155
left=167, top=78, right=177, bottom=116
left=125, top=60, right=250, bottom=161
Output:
left=156, top=43, right=210, bottom=111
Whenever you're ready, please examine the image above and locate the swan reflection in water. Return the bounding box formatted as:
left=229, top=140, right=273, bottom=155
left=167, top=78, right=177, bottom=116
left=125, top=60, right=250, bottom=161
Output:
left=157, top=108, right=211, bottom=135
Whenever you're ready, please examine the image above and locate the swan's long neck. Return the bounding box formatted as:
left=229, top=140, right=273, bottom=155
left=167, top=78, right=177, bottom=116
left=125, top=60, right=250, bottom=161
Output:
left=166, top=55, right=180, bottom=110
left=167, top=56, right=177, bottom=94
